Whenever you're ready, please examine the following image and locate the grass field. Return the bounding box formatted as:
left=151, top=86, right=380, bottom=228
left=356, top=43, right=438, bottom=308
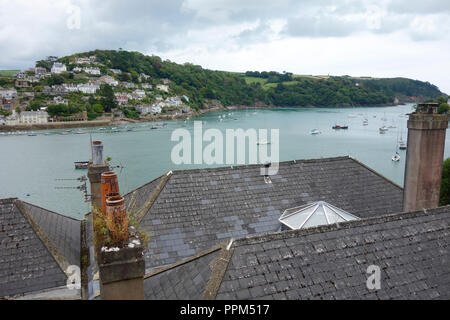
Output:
left=0, top=70, right=19, bottom=77
left=243, top=76, right=268, bottom=85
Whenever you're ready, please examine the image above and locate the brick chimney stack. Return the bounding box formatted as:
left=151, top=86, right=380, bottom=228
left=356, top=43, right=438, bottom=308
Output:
left=403, top=103, right=448, bottom=212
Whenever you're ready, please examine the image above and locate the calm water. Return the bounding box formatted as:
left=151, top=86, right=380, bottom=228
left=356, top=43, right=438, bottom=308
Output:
left=2, top=103, right=449, bottom=220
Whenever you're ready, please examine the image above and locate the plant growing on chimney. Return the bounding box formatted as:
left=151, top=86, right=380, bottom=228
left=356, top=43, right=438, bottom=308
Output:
left=92, top=200, right=150, bottom=250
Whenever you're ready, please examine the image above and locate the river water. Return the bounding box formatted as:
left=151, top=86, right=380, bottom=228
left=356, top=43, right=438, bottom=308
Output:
left=2, top=103, right=448, bottom=220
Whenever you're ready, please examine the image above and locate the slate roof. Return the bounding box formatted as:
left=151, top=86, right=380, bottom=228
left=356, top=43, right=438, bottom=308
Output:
left=0, top=198, right=81, bottom=298
left=133, top=156, right=404, bottom=270
left=143, top=206, right=450, bottom=300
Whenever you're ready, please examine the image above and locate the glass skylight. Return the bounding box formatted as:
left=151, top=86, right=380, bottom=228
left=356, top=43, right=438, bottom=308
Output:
left=279, top=201, right=360, bottom=230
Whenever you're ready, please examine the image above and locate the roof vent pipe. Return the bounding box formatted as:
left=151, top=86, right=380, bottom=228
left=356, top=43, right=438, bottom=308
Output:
left=92, top=141, right=104, bottom=165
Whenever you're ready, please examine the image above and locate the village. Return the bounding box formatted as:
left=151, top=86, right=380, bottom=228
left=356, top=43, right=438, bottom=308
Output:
left=0, top=55, right=193, bottom=127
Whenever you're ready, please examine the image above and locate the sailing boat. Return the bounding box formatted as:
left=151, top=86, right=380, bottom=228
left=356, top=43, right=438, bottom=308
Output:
left=399, top=131, right=407, bottom=150
left=392, top=132, right=401, bottom=161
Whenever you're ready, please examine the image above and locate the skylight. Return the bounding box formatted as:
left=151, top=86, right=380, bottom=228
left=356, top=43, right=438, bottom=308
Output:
left=279, top=201, right=360, bottom=230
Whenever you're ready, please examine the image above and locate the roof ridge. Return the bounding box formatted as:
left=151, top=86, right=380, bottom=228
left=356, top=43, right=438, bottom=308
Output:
left=134, top=171, right=174, bottom=224
left=169, top=156, right=352, bottom=175
left=144, top=243, right=223, bottom=279
left=231, top=205, right=450, bottom=248
left=348, top=156, right=404, bottom=190
left=202, top=242, right=235, bottom=300
left=14, top=200, right=70, bottom=276
left=122, top=172, right=167, bottom=199
left=19, top=200, right=81, bottom=222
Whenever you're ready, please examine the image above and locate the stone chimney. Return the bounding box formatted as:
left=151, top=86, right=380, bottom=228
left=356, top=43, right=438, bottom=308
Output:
left=87, top=141, right=145, bottom=300
left=87, top=141, right=109, bottom=211
left=97, top=195, right=145, bottom=300
left=403, top=103, right=448, bottom=212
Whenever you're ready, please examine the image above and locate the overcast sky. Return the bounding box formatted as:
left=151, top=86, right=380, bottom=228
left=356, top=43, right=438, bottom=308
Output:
left=1, top=0, right=449, bottom=93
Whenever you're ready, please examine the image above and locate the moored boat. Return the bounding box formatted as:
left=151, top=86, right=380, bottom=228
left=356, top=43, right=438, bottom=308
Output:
left=74, top=161, right=89, bottom=169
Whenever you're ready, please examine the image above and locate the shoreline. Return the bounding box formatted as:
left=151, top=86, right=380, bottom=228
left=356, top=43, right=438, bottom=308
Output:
left=0, top=103, right=406, bottom=132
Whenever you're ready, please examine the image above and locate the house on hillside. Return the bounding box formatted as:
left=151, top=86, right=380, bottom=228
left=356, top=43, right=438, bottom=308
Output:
left=84, top=67, right=101, bottom=75
left=51, top=63, right=67, bottom=74
left=110, top=69, right=122, bottom=75
left=132, top=89, right=146, bottom=100
left=18, top=111, right=49, bottom=124
left=156, top=84, right=169, bottom=93
left=0, top=88, right=18, bottom=100
left=15, top=79, right=30, bottom=88
left=99, top=75, right=118, bottom=87
left=34, top=67, right=47, bottom=75
left=77, top=82, right=100, bottom=94
left=114, top=93, right=130, bottom=105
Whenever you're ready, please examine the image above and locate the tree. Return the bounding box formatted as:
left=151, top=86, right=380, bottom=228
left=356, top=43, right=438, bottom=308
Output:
left=438, top=103, right=449, bottom=114
left=440, top=158, right=450, bottom=205
left=26, top=101, right=41, bottom=111
left=47, top=104, right=69, bottom=117
left=99, top=84, right=116, bottom=112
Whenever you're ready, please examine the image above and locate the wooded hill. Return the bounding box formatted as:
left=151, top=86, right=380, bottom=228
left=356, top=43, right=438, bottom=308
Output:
left=55, top=50, right=445, bottom=108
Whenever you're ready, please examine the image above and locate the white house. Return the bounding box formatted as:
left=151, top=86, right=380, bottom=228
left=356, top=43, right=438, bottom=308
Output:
left=77, top=82, right=100, bottom=94
left=136, top=104, right=161, bottom=115
left=63, top=84, right=79, bottom=93
left=74, top=57, right=92, bottom=64
left=110, top=69, right=122, bottom=75
left=156, top=84, right=169, bottom=93
left=141, top=83, right=153, bottom=89
left=0, top=88, right=18, bottom=100
left=133, top=89, right=146, bottom=100
left=99, top=75, right=118, bottom=87
left=51, top=63, right=67, bottom=74
left=84, top=67, right=101, bottom=75
left=54, top=96, right=68, bottom=105
left=73, top=67, right=83, bottom=72
left=115, top=93, right=130, bottom=105
left=19, top=111, right=49, bottom=124
left=166, top=96, right=183, bottom=107
left=151, top=105, right=162, bottom=114
left=122, top=82, right=136, bottom=89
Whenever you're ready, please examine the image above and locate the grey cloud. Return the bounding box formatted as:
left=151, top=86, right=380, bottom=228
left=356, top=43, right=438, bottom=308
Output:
left=388, top=0, right=450, bottom=14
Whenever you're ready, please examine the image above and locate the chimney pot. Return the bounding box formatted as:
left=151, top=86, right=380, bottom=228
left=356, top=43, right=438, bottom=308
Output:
left=101, top=171, right=120, bottom=216
left=92, top=141, right=104, bottom=165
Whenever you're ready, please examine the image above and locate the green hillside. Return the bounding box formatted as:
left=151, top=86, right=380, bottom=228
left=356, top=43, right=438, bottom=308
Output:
left=55, top=50, right=445, bottom=108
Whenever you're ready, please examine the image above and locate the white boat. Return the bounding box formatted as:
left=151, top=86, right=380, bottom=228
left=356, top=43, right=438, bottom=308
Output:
left=310, top=129, right=321, bottom=135
left=399, top=132, right=407, bottom=150
left=392, top=152, right=401, bottom=162
left=257, top=139, right=271, bottom=145
left=379, top=126, right=388, bottom=134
